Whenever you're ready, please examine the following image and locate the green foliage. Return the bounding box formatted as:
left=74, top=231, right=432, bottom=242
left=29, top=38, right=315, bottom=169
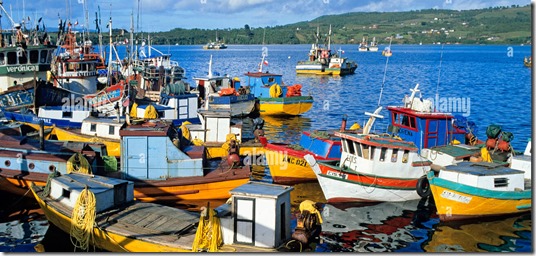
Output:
left=82, top=5, right=531, bottom=45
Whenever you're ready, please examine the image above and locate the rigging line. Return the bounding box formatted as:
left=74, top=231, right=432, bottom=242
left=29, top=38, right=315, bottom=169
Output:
left=435, top=44, right=445, bottom=108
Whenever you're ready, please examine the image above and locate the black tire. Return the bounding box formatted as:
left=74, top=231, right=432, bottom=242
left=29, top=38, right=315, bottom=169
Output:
left=416, top=175, right=431, bottom=198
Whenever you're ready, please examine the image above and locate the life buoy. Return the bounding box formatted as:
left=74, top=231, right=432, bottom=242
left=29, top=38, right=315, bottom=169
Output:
left=321, top=50, right=329, bottom=58
left=416, top=175, right=431, bottom=198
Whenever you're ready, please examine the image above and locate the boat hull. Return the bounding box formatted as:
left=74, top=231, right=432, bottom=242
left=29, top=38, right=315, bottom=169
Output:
left=264, top=147, right=316, bottom=184
left=258, top=96, right=313, bottom=116
left=29, top=184, right=191, bottom=252
left=427, top=172, right=532, bottom=221
left=295, top=63, right=357, bottom=76
left=1, top=167, right=251, bottom=202
left=307, top=157, right=421, bottom=202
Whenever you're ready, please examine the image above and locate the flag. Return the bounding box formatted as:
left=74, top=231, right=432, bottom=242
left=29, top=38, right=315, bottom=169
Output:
left=74, top=20, right=79, bottom=26
left=263, top=60, right=268, bottom=66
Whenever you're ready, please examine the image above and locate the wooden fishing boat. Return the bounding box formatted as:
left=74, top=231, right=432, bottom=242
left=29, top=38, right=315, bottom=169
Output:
left=244, top=57, right=313, bottom=116
left=368, top=37, right=379, bottom=52
left=51, top=117, right=124, bottom=157
left=0, top=118, right=252, bottom=202
left=30, top=173, right=292, bottom=252
left=3, top=106, right=94, bottom=129
left=305, top=106, right=431, bottom=202
left=358, top=36, right=369, bottom=52
left=191, top=56, right=255, bottom=117
left=296, top=26, right=357, bottom=76
left=0, top=133, right=105, bottom=196
left=263, top=129, right=342, bottom=185
left=426, top=161, right=531, bottom=222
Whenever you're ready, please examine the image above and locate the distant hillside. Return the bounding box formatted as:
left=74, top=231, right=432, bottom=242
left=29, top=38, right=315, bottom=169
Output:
left=81, top=5, right=532, bottom=45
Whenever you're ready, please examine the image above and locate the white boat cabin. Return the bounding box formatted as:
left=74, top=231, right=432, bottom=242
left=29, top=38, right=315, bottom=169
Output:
left=80, top=117, right=125, bottom=140
left=49, top=173, right=134, bottom=213
left=510, top=140, right=531, bottom=180
left=187, top=110, right=242, bottom=144
left=439, top=162, right=527, bottom=192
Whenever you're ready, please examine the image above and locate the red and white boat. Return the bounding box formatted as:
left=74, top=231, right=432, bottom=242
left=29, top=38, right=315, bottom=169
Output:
left=305, top=107, right=430, bottom=202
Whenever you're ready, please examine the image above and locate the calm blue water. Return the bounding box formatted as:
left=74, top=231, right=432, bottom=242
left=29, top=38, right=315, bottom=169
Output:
left=1, top=44, right=532, bottom=252
left=136, top=44, right=532, bottom=150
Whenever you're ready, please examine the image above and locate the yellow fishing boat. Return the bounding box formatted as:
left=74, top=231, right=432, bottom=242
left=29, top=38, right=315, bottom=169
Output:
left=427, top=162, right=531, bottom=222
left=52, top=117, right=123, bottom=157
left=30, top=173, right=293, bottom=252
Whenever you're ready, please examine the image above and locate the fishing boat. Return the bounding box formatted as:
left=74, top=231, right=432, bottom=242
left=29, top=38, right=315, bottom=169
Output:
left=203, top=31, right=227, bottom=50
left=262, top=117, right=356, bottom=185
left=0, top=119, right=252, bottom=203
left=30, top=173, right=293, bottom=252
left=3, top=106, right=94, bottom=128
left=245, top=55, right=313, bottom=116
left=296, top=26, right=357, bottom=76
left=50, top=20, right=105, bottom=95
left=190, top=56, right=255, bottom=117
left=368, top=37, right=379, bottom=52
left=382, top=36, right=393, bottom=57
left=263, top=130, right=342, bottom=184
left=183, top=109, right=265, bottom=159
left=51, top=117, right=125, bottom=157
left=358, top=36, right=368, bottom=52
left=127, top=35, right=185, bottom=101
left=0, top=132, right=106, bottom=196
left=305, top=107, right=431, bottom=202
left=426, top=161, right=531, bottom=222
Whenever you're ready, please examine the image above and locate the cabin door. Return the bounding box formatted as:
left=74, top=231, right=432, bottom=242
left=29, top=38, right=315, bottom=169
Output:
left=234, top=197, right=255, bottom=245
left=425, top=120, right=439, bottom=148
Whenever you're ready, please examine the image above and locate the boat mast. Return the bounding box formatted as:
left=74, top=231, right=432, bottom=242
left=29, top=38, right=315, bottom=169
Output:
left=208, top=55, right=213, bottom=78
left=107, top=11, right=113, bottom=86
left=328, top=24, right=331, bottom=51
left=435, top=44, right=444, bottom=111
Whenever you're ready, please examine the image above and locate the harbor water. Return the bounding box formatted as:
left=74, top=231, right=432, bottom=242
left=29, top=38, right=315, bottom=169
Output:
left=0, top=44, right=532, bottom=252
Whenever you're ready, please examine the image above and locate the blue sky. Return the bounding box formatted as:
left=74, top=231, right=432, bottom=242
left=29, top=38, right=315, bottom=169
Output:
left=2, top=0, right=532, bottom=32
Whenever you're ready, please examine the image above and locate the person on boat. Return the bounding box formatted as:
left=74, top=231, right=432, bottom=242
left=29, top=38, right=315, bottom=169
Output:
left=14, top=23, right=28, bottom=48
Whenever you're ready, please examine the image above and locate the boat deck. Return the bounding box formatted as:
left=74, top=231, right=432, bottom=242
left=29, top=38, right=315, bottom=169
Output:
left=431, top=144, right=480, bottom=160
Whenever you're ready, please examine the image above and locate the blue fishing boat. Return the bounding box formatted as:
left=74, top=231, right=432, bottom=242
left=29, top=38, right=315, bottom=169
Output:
left=243, top=55, right=313, bottom=116
left=191, top=56, right=255, bottom=117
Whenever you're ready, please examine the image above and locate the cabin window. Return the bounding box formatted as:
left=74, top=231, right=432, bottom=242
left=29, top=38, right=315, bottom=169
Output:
left=494, top=178, right=509, bottom=188
left=402, top=150, right=409, bottom=163
left=7, top=51, right=17, bottom=65
left=391, top=149, right=399, bottom=162
left=18, top=51, right=28, bottom=64
left=341, top=139, right=348, bottom=152
left=39, top=50, right=49, bottom=63
left=362, top=144, right=370, bottom=159
left=29, top=50, right=39, bottom=64
left=347, top=140, right=355, bottom=154
left=62, top=188, right=70, bottom=199
left=0, top=52, right=5, bottom=65
left=379, top=147, right=387, bottom=162
left=68, top=63, right=79, bottom=72
left=268, top=77, right=275, bottom=83
left=62, top=111, right=72, bottom=118
left=355, top=142, right=362, bottom=157
left=370, top=146, right=376, bottom=160
left=157, top=111, right=165, bottom=118
left=394, top=113, right=417, bottom=130
left=90, top=124, right=97, bottom=132
left=109, top=126, right=115, bottom=135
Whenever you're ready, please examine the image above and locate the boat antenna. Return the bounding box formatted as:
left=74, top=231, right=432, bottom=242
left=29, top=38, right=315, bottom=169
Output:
left=377, top=36, right=392, bottom=107
left=435, top=44, right=444, bottom=111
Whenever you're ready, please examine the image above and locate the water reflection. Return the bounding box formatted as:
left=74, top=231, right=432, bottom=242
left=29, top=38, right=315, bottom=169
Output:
left=425, top=213, right=532, bottom=252
left=318, top=197, right=435, bottom=252
left=262, top=115, right=312, bottom=144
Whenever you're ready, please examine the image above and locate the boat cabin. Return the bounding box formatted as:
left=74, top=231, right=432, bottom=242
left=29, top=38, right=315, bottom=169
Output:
left=80, top=117, right=126, bottom=140
left=49, top=173, right=134, bottom=213
left=133, top=93, right=199, bottom=125
left=216, top=181, right=293, bottom=248
left=336, top=131, right=429, bottom=178
left=0, top=45, right=56, bottom=92
left=186, top=110, right=242, bottom=144
left=120, top=122, right=205, bottom=180
left=386, top=85, right=466, bottom=151
left=439, top=162, right=527, bottom=192
left=244, top=72, right=288, bottom=98
left=299, top=131, right=341, bottom=159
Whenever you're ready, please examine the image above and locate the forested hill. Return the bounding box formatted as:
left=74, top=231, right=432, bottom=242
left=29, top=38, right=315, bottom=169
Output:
left=138, top=4, right=531, bottom=45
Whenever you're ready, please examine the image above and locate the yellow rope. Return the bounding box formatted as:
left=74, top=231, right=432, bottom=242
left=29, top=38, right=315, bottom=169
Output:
left=70, top=187, right=96, bottom=251
left=67, top=153, right=92, bottom=174
left=191, top=207, right=223, bottom=252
